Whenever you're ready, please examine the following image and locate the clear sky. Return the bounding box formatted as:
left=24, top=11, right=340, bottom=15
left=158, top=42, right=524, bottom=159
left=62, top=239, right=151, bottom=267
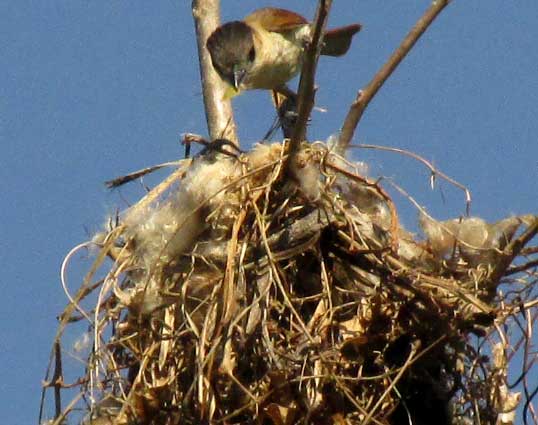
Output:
left=2, top=1, right=537, bottom=424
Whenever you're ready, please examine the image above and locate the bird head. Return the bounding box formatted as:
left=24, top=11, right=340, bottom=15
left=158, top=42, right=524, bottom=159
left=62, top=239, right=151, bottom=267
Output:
left=206, top=21, right=257, bottom=97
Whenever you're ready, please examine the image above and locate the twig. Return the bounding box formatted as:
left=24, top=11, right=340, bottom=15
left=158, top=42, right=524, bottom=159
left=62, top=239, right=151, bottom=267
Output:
left=192, top=0, right=238, bottom=145
left=338, top=0, right=451, bottom=151
left=49, top=392, right=84, bottom=425
left=505, top=217, right=538, bottom=258
left=183, top=132, right=243, bottom=158
left=60, top=241, right=102, bottom=324
left=506, top=258, right=538, bottom=276
left=489, top=217, right=538, bottom=284
left=350, top=143, right=472, bottom=214
left=194, top=207, right=332, bottom=266
left=53, top=342, right=62, bottom=419
left=287, top=0, right=333, bottom=163
left=40, top=227, right=123, bottom=416
left=267, top=90, right=299, bottom=140
left=362, top=340, right=421, bottom=425
left=105, top=160, right=184, bottom=188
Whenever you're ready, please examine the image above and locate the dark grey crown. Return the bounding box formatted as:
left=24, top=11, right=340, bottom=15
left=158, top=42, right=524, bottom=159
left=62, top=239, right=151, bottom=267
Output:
left=206, top=21, right=256, bottom=86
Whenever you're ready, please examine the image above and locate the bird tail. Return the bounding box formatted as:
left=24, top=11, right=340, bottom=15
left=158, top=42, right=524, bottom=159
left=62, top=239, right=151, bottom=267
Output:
left=321, top=24, right=362, bottom=56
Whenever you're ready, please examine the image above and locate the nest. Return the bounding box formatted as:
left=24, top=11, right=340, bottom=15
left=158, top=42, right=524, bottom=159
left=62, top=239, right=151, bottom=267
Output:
left=42, top=141, right=538, bottom=425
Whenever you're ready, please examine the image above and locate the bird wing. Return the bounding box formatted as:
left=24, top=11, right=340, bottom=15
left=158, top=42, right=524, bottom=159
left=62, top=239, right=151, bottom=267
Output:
left=244, top=8, right=308, bottom=33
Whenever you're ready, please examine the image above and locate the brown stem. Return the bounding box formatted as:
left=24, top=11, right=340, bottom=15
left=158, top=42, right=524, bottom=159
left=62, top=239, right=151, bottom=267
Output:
left=506, top=258, right=538, bottom=276
left=287, top=0, right=333, bottom=161
left=489, top=217, right=538, bottom=283
left=53, top=341, right=62, bottom=419
left=338, top=0, right=451, bottom=151
left=192, top=0, right=238, bottom=145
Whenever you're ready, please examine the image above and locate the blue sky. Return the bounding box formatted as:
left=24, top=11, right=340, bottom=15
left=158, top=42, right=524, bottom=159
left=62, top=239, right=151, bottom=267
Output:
left=1, top=1, right=537, bottom=423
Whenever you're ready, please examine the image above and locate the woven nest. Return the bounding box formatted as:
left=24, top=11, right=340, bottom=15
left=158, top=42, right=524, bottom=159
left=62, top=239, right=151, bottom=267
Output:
left=43, top=141, right=538, bottom=425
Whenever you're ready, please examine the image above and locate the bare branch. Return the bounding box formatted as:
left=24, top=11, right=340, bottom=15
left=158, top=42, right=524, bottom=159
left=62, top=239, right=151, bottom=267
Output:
left=53, top=342, right=62, bottom=420
left=192, top=0, right=238, bottom=145
left=287, top=0, right=332, bottom=161
left=338, top=0, right=451, bottom=151
left=489, top=217, right=538, bottom=284
left=506, top=259, right=538, bottom=276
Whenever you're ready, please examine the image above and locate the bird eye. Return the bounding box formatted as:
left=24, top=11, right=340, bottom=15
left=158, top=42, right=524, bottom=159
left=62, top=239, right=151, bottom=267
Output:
left=248, top=47, right=255, bottom=62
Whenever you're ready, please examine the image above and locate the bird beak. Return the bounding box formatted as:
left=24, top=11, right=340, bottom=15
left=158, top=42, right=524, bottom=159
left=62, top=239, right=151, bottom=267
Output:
left=233, top=67, right=247, bottom=90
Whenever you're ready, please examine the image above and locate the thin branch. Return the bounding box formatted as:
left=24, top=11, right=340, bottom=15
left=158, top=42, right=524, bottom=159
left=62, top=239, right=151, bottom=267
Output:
left=350, top=143, right=472, bottom=214
left=53, top=342, right=62, bottom=420
left=287, top=0, right=332, bottom=161
left=489, top=217, right=538, bottom=284
left=192, top=0, right=238, bottom=145
left=506, top=258, right=538, bottom=276
left=104, top=160, right=183, bottom=188
left=338, top=0, right=451, bottom=151
left=362, top=340, right=420, bottom=425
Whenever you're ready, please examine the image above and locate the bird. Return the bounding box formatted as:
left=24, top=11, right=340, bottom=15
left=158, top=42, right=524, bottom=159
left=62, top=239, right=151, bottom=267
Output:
left=206, top=7, right=361, bottom=98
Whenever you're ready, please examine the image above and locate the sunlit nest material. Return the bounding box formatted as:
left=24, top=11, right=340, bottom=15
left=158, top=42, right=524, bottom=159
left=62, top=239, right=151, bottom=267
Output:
left=44, top=141, right=538, bottom=425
